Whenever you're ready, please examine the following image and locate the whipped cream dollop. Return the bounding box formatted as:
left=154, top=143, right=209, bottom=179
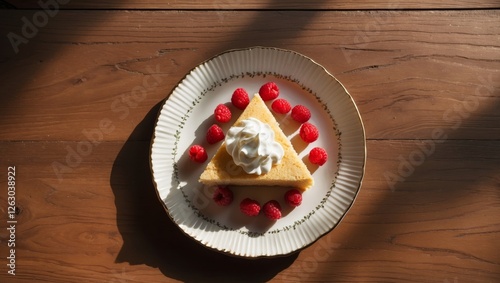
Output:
left=225, top=118, right=284, bottom=175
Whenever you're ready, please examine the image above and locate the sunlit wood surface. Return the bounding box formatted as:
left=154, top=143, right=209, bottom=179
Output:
left=0, top=1, right=499, bottom=282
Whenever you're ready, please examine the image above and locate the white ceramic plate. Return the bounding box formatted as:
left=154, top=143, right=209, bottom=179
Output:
left=150, top=47, right=365, bottom=257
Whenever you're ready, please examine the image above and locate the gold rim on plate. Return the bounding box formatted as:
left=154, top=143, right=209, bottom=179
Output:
left=150, top=46, right=366, bottom=258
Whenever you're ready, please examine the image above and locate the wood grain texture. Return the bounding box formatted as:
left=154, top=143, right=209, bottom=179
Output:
left=0, top=10, right=498, bottom=141
left=0, top=140, right=498, bottom=282
left=3, top=0, right=500, bottom=10
left=0, top=7, right=499, bottom=283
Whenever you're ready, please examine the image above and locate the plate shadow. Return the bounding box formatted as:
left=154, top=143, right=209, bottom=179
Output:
left=110, top=100, right=299, bottom=282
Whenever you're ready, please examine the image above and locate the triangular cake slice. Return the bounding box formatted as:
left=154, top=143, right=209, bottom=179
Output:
left=199, top=94, right=314, bottom=190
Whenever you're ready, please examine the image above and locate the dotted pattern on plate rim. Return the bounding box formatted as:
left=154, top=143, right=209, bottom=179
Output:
left=170, top=72, right=343, bottom=236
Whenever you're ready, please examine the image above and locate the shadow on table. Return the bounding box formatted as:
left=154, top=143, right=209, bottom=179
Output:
left=311, top=86, right=500, bottom=280
left=110, top=101, right=298, bottom=282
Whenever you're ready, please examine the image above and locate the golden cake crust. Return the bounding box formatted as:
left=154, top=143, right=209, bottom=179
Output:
left=199, top=94, right=314, bottom=190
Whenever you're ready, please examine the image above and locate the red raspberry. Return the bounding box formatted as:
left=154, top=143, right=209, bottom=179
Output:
left=188, top=145, right=208, bottom=163
left=284, top=189, right=302, bottom=207
left=213, top=186, right=233, bottom=206
left=263, top=200, right=282, bottom=220
left=291, top=105, right=311, bottom=123
left=309, top=147, right=328, bottom=166
left=206, top=124, right=225, bottom=144
left=271, top=98, right=291, bottom=114
left=259, top=82, right=279, bottom=101
left=240, top=198, right=260, bottom=216
left=231, top=88, right=250, bottom=110
left=299, top=122, right=319, bottom=143
left=214, top=104, right=232, bottom=123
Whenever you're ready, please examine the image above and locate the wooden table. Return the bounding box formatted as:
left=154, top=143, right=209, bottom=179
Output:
left=0, top=1, right=499, bottom=282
